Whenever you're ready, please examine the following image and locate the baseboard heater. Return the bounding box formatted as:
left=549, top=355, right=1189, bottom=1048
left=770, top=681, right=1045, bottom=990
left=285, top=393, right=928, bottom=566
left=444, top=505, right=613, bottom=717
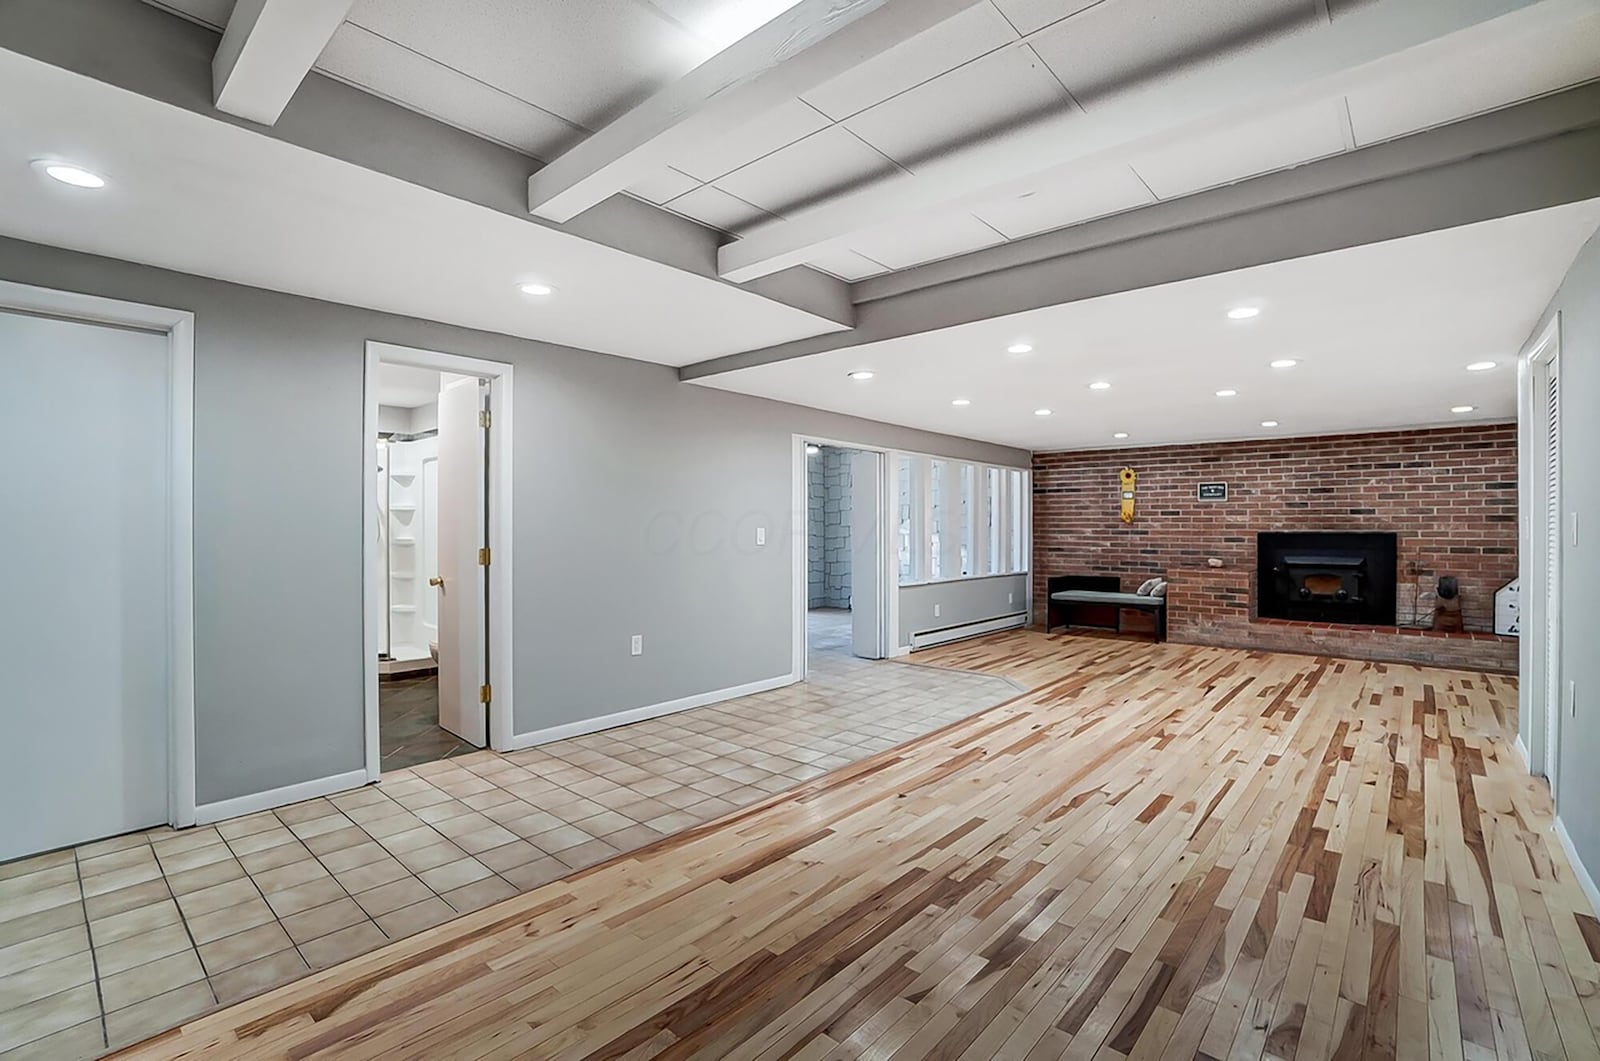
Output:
left=909, top=612, right=1027, bottom=650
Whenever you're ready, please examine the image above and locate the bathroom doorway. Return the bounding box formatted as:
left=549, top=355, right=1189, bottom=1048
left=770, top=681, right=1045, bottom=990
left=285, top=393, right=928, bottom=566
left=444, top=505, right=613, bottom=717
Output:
left=364, top=342, right=515, bottom=777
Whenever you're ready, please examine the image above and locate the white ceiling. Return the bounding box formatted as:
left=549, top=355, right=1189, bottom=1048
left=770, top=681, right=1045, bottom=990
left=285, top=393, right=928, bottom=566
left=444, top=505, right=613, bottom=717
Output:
left=376, top=363, right=441, bottom=409
left=694, top=200, right=1600, bottom=451
left=0, top=49, right=845, bottom=366
left=635, top=1, right=1600, bottom=280
left=139, top=0, right=1600, bottom=289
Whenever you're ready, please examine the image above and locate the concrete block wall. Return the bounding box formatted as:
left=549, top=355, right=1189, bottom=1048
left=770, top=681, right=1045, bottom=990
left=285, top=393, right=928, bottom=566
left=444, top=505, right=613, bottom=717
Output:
left=806, top=446, right=853, bottom=609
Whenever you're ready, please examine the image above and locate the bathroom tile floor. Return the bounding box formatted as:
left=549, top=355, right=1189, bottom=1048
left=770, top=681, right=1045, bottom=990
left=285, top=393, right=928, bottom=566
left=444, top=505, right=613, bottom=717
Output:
left=378, top=674, right=473, bottom=773
left=0, top=645, right=1018, bottom=1059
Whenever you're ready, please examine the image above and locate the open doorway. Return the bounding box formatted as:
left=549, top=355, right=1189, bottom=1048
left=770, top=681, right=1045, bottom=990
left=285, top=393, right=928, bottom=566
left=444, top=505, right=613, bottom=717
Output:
left=365, top=343, right=515, bottom=777
left=803, top=441, right=887, bottom=671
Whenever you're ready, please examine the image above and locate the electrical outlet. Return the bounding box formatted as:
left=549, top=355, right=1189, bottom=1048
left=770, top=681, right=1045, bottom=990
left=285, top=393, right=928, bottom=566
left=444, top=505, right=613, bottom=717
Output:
left=630, top=634, right=642, bottom=656
left=1569, top=679, right=1578, bottom=718
left=1008, top=592, right=1014, bottom=605
left=756, top=527, right=766, bottom=546
left=934, top=603, right=941, bottom=618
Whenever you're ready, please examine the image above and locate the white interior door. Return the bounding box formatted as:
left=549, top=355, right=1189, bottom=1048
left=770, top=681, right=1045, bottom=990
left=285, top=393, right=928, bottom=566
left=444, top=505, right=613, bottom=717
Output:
left=0, top=311, right=171, bottom=859
left=435, top=376, right=488, bottom=746
left=850, top=451, right=885, bottom=659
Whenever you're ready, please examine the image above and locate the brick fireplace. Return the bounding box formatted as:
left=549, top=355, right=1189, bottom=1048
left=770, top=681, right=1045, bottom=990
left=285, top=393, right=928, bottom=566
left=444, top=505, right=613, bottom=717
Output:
left=1031, top=425, right=1518, bottom=671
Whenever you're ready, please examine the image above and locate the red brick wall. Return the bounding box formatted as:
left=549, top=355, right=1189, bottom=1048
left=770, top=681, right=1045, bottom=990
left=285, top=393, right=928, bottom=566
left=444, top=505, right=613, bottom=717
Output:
left=1032, top=425, right=1519, bottom=668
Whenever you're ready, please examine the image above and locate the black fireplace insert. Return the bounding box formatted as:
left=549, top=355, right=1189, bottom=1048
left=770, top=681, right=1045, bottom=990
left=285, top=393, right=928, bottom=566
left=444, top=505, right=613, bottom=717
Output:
left=1257, top=531, right=1397, bottom=625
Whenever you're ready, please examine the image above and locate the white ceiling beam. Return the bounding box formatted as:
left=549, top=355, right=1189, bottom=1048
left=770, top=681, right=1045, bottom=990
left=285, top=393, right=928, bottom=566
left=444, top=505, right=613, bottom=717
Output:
left=718, top=0, right=1599, bottom=282
left=212, top=0, right=356, bottom=125
left=526, top=0, right=985, bottom=223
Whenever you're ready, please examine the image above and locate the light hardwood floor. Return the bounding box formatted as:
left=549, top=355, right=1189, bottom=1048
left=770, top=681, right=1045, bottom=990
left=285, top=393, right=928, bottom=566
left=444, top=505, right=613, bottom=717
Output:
left=113, top=632, right=1598, bottom=1060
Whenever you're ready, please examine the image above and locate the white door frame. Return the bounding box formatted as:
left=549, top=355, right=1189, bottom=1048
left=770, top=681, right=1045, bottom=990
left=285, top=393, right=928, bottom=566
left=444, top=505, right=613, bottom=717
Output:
left=792, top=435, right=895, bottom=678
left=365, top=341, right=515, bottom=775
left=1518, top=313, right=1561, bottom=791
left=0, top=280, right=197, bottom=828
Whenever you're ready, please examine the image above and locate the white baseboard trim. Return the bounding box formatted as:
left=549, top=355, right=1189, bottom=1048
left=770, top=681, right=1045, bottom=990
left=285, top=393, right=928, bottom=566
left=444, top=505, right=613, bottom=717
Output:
left=909, top=613, right=1027, bottom=650
left=1514, top=735, right=1531, bottom=771
left=506, top=673, right=799, bottom=750
left=195, top=768, right=369, bottom=825
left=888, top=645, right=911, bottom=658
left=1554, top=816, right=1600, bottom=916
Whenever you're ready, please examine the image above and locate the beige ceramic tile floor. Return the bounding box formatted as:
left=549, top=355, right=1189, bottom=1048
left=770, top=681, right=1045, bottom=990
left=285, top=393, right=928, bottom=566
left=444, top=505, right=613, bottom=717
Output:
left=0, top=630, right=1016, bottom=1059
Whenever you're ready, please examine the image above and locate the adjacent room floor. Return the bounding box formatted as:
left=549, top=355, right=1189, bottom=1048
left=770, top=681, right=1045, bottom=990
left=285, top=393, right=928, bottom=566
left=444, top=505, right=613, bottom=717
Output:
left=102, top=631, right=1597, bottom=1061
left=806, top=606, right=853, bottom=661
left=0, top=648, right=1016, bottom=1058
left=378, top=674, right=473, bottom=773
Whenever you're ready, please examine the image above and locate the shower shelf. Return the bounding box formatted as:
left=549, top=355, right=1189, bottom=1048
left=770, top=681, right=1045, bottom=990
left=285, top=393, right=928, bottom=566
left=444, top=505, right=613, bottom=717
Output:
left=390, top=505, right=416, bottom=513
left=390, top=605, right=416, bottom=613
left=392, top=536, right=416, bottom=545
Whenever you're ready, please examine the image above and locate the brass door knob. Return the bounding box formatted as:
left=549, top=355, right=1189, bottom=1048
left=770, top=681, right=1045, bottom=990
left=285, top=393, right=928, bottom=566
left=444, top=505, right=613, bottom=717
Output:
left=428, top=577, right=445, bottom=588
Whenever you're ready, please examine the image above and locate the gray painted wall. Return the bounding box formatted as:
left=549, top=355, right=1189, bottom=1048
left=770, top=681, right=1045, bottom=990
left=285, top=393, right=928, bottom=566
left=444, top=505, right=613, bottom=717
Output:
left=0, top=236, right=1026, bottom=806
left=1526, top=229, right=1600, bottom=876
left=900, top=575, right=1029, bottom=646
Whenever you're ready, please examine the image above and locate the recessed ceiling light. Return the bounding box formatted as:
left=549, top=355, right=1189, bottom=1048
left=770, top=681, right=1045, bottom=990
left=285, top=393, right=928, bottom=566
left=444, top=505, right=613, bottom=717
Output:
left=847, top=370, right=874, bottom=381
left=1270, top=359, right=1298, bottom=369
left=1113, top=432, right=1129, bottom=439
left=1215, top=388, right=1238, bottom=398
left=1466, top=361, right=1497, bottom=372
left=518, top=282, right=554, bottom=296
left=1008, top=343, right=1033, bottom=354
left=1227, top=306, right=1260, bottom=320
left=951, top=398, right=971, bottom=406
left=1452, top=405, right=1475, bottom=414
left=1088, top=381, right=1111, bottom=391
left=1261, top=420, right=1280, bottom=428
left=36, top=161, right=105, bottom=189
left=805, top=444, right=819, bottom=454
left=1034, top=408, right=1052, bottom=417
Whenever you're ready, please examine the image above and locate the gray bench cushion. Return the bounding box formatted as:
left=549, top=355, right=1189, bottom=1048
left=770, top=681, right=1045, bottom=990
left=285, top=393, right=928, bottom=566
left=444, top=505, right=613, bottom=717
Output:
left=1050, top=590, right=1166, bottom=607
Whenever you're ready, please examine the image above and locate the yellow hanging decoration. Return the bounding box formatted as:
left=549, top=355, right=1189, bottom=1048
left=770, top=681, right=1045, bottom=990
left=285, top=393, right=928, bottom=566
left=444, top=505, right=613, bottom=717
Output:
left=1119, top=467, right=1137, bottom=524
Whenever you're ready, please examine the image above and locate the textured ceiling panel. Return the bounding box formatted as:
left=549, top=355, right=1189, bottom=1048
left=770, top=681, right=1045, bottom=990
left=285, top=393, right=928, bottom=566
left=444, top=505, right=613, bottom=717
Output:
left=664, top=184, right=775, bottom=233
left=625, top=165, right=703, bottom=205
left=1028, top=0, right=1321, bottom=108
left=343, top=0, right=709, bottom=129
left=666, top=98, right=831, bottom=182
left=843, top=43, right=1073, bottom=169
left=849, top=212, right=1007, bottom=270
left=801, top=3, right=1019, bottom=120
left=1344, top=15, right=1600, bottom=147
left=714, top=125, right=899, bottom=216
left=970, top=164, right=1156, bottom=239
left=802, top=247, right=892, bottom=281
left=987, top=0, right=1101, bottom=37
left=1129, top=97, right=1347, bottom=201
left=316, top=24, right=585, bottom=160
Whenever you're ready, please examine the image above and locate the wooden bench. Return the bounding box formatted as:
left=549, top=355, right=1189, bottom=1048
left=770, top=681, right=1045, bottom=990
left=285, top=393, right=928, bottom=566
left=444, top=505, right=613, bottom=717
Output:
left=1046, top=574, right=1167, bottom=642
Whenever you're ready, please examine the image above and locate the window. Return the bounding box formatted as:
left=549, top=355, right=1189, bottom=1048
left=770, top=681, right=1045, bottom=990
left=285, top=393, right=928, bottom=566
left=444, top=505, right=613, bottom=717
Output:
left=896, top=454, right=1028, bottom=585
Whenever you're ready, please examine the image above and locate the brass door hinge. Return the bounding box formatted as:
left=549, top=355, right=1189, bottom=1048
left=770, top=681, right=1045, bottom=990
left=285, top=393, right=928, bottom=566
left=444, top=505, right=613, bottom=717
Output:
left=479, top=684, right=492, bottom=704
left=479, top=409, right=491, bottom=428
left=478, top=547, right=491, bottom=566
